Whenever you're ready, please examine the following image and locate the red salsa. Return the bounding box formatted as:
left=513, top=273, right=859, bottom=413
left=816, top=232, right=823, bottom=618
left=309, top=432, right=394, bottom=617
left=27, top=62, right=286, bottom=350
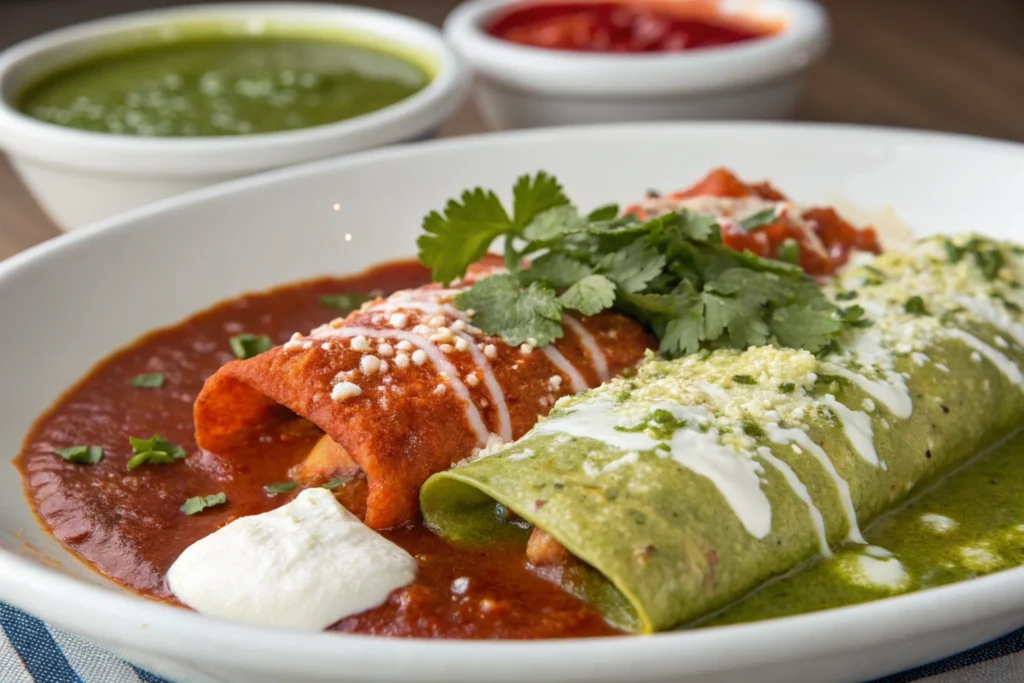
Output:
left=486, top=1, right=775, bottom=53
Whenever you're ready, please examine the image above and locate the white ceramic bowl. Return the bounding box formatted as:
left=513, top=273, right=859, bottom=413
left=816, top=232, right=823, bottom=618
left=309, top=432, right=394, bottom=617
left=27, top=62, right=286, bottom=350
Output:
left=1, top=122, right=1024, bottom=683
left=445, top=0, right=829, bottom=130
left=0, top=3, right=468, bottom=231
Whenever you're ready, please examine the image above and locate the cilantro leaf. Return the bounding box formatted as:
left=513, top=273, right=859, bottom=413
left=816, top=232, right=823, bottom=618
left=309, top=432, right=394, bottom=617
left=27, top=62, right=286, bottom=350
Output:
left=739, top=207, right=778, bottom=230
left=587, top=204, right=620, bottom=221
left=418, top=189, right=511, bottom=285
left=130, top=373, right=164, bottom=389
left=771, top=303, right=844, bottom=352
left=559, top=274, right=617, bottom=316
left=229, top=333, right=273, bottom=360
left=319, top=292, right=373, bottom=312
left=522, top=205, right=585, bottom=243
left=127, top=434, right=187, bottom=471
left=660, top=305, right=704, bottom=356
left=519, top=253, right=593, bottom=289
left=181, top=492, right=227, bottom=515
left=598, top=239, right=666, bottom=293
left=55, top=445, right=103, bottom=464
left=455, top=275, right=564, bottom=346
left=512, top=172, right=569, bottom=231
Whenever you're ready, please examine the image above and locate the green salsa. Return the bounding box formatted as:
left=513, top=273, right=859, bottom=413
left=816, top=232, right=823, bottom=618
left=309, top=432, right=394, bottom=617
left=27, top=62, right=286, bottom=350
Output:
left=18, top=36, right=430, bottom=136
left=708, top=428, right=1024, bottom=626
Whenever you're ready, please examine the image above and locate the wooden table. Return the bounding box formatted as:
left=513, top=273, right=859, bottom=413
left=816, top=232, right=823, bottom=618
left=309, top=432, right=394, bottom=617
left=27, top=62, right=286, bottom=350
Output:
left=0, top=0, right=1021, bottom=260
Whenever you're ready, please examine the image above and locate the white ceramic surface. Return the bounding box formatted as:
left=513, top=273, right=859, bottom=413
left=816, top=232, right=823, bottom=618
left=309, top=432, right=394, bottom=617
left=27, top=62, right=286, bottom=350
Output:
left=0, top=3, right=468, bottom=230
left=444, top=0, right=829, bottom=129
left=1, top=123, right=1023, bottom=683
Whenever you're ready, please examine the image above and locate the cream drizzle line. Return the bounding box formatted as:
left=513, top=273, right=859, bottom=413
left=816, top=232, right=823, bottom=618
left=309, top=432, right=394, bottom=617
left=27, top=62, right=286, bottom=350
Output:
left=315, top=326, right=489, bottom=445
left=766, top=425, right=865, bottom=544
left=562, top=315, right=609, bottom=382
left=540, top=346, right=588, bottom=394
left=944, top=329, right=1024, bottom=387
left=818, top=395, right=880, bottom=468
left=757, top=448, right=831, bottom=557
left=454, top=331, right=512, bottom=442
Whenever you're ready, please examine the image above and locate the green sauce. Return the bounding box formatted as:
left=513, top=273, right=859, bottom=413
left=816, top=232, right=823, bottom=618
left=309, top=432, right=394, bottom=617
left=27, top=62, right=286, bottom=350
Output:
left=17, top=36, right=430, bottom=136
left=707, top=428, right=1024, bottom=626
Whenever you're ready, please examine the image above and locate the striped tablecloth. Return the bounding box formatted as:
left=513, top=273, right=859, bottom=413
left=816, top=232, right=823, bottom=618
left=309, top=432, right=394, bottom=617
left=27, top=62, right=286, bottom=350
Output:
left=2, top=602, right=1023, bottom=683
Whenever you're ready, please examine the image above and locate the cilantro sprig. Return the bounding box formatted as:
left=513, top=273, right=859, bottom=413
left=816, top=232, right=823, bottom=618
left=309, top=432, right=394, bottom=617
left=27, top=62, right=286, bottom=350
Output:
left=417, top=173, right=859, bottom=358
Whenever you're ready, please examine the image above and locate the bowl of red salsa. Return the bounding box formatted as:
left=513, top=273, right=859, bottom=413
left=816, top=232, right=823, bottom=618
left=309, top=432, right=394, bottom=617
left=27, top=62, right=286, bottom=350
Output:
left=444, top=0, right=828, bottom=129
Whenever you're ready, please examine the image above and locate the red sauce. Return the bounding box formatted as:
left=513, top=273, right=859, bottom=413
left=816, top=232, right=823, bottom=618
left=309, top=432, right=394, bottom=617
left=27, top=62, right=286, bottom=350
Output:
left=15, top=259, right=618, bottom=639
left=486, top=1, right=774, bottom=53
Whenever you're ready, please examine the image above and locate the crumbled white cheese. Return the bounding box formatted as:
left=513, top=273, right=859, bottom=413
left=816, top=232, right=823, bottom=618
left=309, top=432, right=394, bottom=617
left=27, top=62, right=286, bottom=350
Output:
left=331, top=382, right=362, bottom=401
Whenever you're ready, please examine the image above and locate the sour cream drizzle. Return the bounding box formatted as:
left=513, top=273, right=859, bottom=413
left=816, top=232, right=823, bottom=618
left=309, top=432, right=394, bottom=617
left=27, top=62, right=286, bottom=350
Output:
left=757, top=447, right=831, bottom=556
left=540, top=345, right=589, bottom=393
left=562, top=315, right=610, bottom=382
left=818, top=394, right=880, bottom=468
left=766, top=425, right=865, bottom=544
left=455, top=331, right=512, bottom=441
left=319, top=326, right=489, bottom=445
left=944, top=329, right=1024, bottom=387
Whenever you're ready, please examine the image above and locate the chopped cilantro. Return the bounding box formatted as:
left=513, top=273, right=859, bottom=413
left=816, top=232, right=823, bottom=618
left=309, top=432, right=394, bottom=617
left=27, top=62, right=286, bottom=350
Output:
left=55, top=445, right=103, bottom=464
left=741, top=421, right=764, bottom=438
left=127, top=434, right=187, bottom=471
left=319, top=292, right=373, bottom=312
left=776, top=238, right=800, bottom=265
left=835, top=290, right=858, bottom=301
left=130, top=373, right=164, bottom=389
left=974, top=248, right=1004, bottom=281
left=229, top=333, right=273, bottom=360
left=837, top=304, right=872, bottom=327
left=264, top=481, right=297, bottom=495
left=417, top=173, right=859, bottom=358
left=732, top=374, right=757, bottom=385
left=322, top=477, right=352, bottom=490
left=904, top=296, right=929, bottom=315
left=739, top=207, right=778, bottom=231
left=181, top=492, right=227, bottom=515
left=779, top=382, right=796, bottom=394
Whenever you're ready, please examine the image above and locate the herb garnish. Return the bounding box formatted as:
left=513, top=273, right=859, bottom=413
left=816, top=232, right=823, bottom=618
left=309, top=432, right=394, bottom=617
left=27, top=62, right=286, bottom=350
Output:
left=55, top=445, right=103, bottom=464
left=229, top=333, right=273, bottom=360
left=417, top=173, right=859, bottom=357
left=319, top=292, right=374, bottom=312
left=130, top=373, right=165, bottom=388
left=739, top=207, right=778, bottom=231
left=322, top=477, right=351, bottom=490
left=127, top=434, right=187, bottom=471
left=181, top=492, right=227, bottom=515
left=265, top=481, right=297, bottom=495
left=776, top=238, right=800, bottom=266
left=904, top=296, right=929, bottom=315
left=732, top=374, right=757, bottom=385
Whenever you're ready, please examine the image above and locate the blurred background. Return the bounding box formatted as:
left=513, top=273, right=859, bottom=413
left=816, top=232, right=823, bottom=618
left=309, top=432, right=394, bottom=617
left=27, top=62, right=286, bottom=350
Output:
left=0, top=0, right=1020, bottom=258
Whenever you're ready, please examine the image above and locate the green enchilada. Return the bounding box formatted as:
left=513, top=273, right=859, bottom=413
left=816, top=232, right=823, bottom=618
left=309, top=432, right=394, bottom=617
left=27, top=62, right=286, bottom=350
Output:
left=421, top=235, right=1024, bottom=632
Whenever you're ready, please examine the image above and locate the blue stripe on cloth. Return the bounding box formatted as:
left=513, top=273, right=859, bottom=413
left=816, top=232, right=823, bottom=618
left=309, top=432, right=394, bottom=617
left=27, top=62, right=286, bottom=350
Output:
left=871, top=626, right=1024, bottom=682
left=131, top=666, right=170, bottom=683
left=0, top=604, right=82, bottom=683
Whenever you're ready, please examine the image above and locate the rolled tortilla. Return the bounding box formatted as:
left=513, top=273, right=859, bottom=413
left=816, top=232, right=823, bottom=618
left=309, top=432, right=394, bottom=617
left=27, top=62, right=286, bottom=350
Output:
left=194, top=261, right=654, bottom=529
left=421, top=235, right=1024, bottom=632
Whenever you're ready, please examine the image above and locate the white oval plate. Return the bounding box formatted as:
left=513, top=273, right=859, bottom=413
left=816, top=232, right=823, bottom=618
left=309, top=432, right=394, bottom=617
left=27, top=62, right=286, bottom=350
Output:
left=0, top=123, right=1022, bottom=683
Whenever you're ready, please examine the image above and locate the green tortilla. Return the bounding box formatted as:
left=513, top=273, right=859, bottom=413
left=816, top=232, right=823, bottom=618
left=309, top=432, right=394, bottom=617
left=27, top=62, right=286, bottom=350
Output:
left=420, top=235, right=1024, bottom=632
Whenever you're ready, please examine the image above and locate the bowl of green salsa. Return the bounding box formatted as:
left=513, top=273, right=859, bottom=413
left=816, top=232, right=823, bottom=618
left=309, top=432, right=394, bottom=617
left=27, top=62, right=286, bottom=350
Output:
left=0, top=4, right=468, bottom=229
